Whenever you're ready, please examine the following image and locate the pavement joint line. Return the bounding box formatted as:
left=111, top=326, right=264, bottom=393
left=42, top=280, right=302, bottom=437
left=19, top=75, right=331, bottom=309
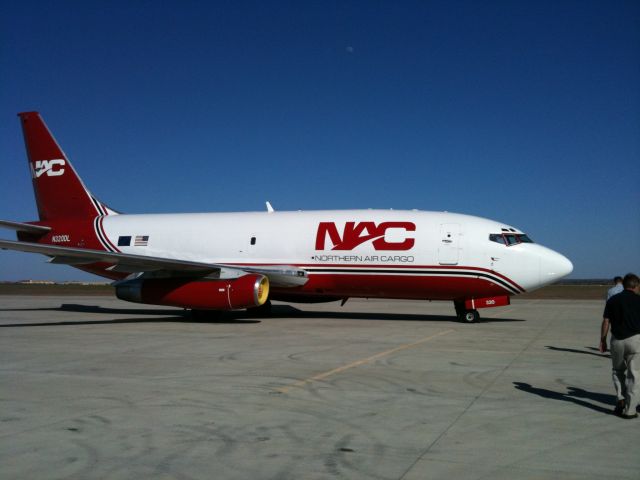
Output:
left=275, top=329, right=455, bottom=394
left=398, top=311, right=556, bottom=480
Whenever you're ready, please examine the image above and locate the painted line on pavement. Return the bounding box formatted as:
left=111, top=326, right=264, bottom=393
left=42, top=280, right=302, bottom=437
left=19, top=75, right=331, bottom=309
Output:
left=276, top=329, right=455, bottom=394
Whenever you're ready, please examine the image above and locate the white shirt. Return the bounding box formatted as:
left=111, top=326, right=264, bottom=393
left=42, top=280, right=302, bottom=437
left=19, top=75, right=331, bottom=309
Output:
left=607, top=283, right=624, bottom=300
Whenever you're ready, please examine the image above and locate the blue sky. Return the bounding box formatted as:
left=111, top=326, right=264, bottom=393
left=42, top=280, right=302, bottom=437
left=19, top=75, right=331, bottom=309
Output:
left=1, top=0, right=638, bottom=280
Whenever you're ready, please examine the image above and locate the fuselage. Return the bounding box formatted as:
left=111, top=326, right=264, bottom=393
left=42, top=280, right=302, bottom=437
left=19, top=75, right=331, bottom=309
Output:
left=85, top=209, right=573, bottom=301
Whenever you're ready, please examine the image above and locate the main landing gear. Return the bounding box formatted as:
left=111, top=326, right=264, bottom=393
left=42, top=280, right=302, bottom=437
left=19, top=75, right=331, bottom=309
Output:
left=454, top=301, right=480, bottom=323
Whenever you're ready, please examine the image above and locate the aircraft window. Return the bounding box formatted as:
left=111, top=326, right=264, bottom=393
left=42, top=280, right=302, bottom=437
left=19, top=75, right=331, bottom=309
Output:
left=490, top=233, right=534, bottom=246
left=505, top=234, right=518, bottom=245
left=489, top=234, right=506, bottom=245
left=118, top=236, right=131, bottom=246
left=517, top=234, right=533, bottom=243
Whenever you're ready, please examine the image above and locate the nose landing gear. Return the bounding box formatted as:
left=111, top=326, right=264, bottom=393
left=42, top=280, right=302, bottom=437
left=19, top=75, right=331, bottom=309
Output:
left=454, top=301, right=480, bottom=323
left=461, top=309, right=480, bottom=323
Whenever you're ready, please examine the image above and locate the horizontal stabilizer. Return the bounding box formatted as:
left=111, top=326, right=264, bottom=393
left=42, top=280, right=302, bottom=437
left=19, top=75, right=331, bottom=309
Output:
left=0, top=220, right=51, bottom=234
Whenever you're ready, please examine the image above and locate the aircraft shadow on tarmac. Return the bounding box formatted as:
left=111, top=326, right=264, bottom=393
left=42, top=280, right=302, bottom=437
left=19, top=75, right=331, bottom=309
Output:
left=0, top=303, right=524, bottom=326
left=0, top=304, right=260, bottom=326
left=514, top=382, right=615, bottom=415
left=264, top=305, right=525, bottom=323
left=0, top=304, right=183, bottom=316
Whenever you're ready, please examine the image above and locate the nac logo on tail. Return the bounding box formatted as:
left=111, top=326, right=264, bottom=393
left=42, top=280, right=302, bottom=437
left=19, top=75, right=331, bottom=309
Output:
left=316, top=221, right=416, bottom=251
left=32, top=159, right=66, bottom=178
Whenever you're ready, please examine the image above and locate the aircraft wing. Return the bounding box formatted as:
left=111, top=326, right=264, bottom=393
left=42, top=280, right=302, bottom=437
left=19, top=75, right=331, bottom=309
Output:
left=0, top=239, right=308, bottom=286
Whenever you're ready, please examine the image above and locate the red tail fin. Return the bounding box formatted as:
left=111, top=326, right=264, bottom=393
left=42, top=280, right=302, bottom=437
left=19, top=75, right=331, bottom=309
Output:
left=18, top=112, right=113, bottom=221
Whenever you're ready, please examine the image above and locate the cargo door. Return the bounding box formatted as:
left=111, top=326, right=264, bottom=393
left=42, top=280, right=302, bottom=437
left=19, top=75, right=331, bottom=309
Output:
left=438, top=223, right=460, bottom=265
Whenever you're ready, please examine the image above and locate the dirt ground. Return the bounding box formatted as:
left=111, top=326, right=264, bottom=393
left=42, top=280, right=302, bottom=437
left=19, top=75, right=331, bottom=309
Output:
left=0, top=284, right=113, bottom=296
left=518, top=285, right=608, bottom=300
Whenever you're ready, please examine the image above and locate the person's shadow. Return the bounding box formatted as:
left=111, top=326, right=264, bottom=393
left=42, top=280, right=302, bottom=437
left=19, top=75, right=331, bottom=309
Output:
left=545, top=345, right=610, bottom=359
left=513, top=382, right=614, bottom=415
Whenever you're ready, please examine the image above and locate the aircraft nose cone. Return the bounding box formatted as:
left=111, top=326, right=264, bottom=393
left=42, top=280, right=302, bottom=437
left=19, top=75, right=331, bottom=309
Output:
left=540, top=251, right=573, bottom=283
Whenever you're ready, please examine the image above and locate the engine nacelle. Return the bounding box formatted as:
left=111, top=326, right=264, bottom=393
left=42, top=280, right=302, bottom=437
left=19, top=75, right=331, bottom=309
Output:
left=115, top=274, right=269, bottom=310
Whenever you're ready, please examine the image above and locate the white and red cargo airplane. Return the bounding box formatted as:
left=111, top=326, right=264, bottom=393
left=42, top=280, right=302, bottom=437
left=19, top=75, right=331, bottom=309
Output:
left=0, top=112, right=572, bottom=322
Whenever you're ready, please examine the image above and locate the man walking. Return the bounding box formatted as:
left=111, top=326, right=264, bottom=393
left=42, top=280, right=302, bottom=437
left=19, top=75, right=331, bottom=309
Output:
left=607, top=276, right=624, bottom=300
left=600, top=273, right=640, bottom=418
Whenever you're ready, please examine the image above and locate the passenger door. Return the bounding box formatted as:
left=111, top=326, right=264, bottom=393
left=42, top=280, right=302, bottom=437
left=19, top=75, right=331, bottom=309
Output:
left=438, top=223, right=460, bottom=265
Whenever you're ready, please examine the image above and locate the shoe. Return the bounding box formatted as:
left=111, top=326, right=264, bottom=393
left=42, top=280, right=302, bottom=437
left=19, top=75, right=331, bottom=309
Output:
left=613, top=400, right=625, bottom=416
left=620, top=413, right=638, bottom=420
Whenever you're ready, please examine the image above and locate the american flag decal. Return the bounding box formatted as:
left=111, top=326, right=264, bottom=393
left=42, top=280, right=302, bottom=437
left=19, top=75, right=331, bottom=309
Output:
left=134, top=235, right=149, bottom=246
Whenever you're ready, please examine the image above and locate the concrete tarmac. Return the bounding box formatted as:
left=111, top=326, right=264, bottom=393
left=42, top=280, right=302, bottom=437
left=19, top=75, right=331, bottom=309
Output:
left=0, top=296, right=637, bottom=479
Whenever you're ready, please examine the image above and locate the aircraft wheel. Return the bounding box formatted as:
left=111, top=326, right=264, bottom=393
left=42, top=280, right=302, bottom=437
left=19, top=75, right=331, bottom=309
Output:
left=461, top=309, right=480, bottom=323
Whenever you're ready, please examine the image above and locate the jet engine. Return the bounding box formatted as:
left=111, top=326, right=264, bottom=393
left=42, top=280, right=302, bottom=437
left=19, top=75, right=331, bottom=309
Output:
left=115, top=274, right=269, bottom=310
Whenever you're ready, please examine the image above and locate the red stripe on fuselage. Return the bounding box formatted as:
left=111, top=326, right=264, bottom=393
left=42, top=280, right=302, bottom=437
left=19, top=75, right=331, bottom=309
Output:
left=98, top=216, right=120, bottom=252
left=229, top=262, right=525, bottom=293
left=271, top=273, right=514, bottom=301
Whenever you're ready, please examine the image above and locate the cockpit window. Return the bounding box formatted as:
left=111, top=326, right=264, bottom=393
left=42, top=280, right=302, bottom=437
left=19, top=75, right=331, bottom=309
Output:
left=505, top=234, right=518, bottom=245
left=489, top=233, right=534, bottom=246
left=489, top=234, right=506, bottom=245
left=518, top=234, right=533, bottom=243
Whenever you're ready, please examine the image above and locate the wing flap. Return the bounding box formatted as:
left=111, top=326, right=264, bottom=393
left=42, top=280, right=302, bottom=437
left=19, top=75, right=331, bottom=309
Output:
left=48, top=256, right=99, bottom=265
left=243, top=266, right=308, bottom=287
